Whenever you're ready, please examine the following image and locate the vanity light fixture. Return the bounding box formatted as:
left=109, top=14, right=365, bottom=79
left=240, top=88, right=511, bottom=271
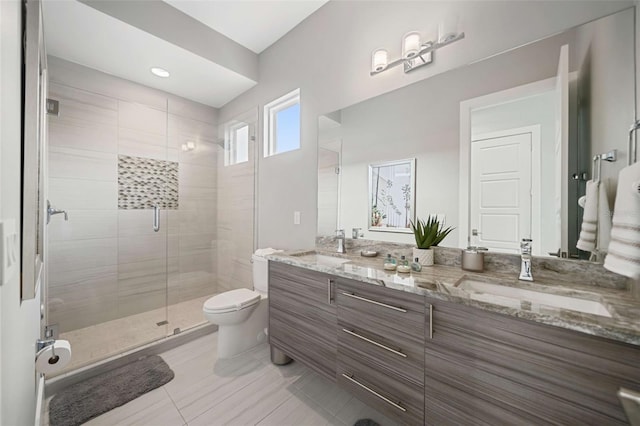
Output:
left=150, top=67, right=170, bottom=78
left=181, top=141, right=196, bottom=152
left=371, top=30, right=465, bottom=76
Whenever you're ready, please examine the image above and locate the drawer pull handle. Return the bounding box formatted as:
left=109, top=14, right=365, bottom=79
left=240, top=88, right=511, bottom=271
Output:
left=429, top=304, right=433, bottom=339
left=342, top=329, right=407, bottom=358
left=341, top=292, right=407, bottom=312
left=341, top=373, right=407, bottom=412
left=328, top=279, right=333, bottom=304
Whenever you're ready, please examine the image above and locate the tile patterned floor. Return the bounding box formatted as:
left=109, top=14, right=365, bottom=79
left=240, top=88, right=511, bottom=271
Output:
left=56, top=295, right=213, bottom=375
left=47, top=333, right=397, bottom=426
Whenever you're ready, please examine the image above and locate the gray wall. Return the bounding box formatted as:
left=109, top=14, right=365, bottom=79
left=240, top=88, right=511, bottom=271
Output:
left=573, top=9, right=636, bottom=200
left=219, top=0, right=634, bottom=251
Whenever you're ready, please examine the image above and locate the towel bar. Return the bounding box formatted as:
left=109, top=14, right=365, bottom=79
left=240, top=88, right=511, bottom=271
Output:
left=592, top=149, right=617, bottom=182
left=629, top=120, right=640, bottom=166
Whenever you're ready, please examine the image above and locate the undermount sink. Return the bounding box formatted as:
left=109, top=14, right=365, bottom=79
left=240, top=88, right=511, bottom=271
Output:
left=292, top=252, right=351, bottom=267
left=457, top=279, right=612, bottom=317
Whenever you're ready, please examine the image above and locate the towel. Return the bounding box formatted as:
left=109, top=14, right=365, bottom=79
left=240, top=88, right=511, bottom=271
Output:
left=604, top=162, right=640, bottom=279
left=577, top=180, right=612, bottom=259
left=254, top=248, right=283, bottom=257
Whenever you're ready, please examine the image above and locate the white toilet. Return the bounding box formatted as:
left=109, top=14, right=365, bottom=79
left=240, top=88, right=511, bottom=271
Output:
left=202, top=253, right=270, bottom=359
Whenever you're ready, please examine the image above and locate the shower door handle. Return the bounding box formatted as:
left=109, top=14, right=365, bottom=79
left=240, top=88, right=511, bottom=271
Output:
left=153, top=205, right=160, bottom=232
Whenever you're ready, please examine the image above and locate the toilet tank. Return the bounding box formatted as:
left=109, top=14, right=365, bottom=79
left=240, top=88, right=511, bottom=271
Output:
left=252, top=254, right=269, bottom=294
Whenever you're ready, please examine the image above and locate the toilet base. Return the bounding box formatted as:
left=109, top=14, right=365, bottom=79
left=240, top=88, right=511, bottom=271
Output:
left=217, top=299, right=268, bottom=359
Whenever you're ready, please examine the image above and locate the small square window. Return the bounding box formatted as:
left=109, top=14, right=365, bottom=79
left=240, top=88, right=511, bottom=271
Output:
left=264, top=88, right=300, bottom=157
left=225, top=121, right=249, bottom=166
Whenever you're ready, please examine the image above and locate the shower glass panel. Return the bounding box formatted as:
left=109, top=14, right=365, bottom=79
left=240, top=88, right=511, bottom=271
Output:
left=215, top=108, right=258, bottom=295
left=165, top=106, right=257, bottom=332
left=165, top=103, right=219, bottom=333
left=46, top=77, right=171, bottom=374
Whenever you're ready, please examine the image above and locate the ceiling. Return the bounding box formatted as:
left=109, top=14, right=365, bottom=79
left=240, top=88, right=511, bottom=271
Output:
left=41, top=0, right=328, bottom=108
left=164, top=0, right=329, bottom=54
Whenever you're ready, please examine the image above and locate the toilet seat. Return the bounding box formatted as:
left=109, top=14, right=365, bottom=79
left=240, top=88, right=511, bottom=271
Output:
left=203, top=289, right=261, bottom=314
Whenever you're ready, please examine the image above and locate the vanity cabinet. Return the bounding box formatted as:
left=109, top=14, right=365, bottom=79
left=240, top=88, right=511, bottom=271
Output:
left=268, top=262, right=337, bottom=381
left=335, top=277, right=427, bottom=425
left=423, top=297, right=640, bottom=426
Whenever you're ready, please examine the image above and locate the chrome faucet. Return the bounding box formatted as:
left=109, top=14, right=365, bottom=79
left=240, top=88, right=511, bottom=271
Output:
left=519, top=238, right=533, bottom=281
left=336, top=229, right=347, bottom=254
left=46, top=200, right=68, bottom=224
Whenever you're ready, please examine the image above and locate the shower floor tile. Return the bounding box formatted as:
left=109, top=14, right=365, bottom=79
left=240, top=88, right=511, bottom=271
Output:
left=55, top=295, right=213, bottom=376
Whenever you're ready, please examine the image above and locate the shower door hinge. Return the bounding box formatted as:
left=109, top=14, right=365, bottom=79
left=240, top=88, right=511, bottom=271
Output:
left=44, top=324, right=59, bottom=340
left=46, top=98, right=59, bottom=116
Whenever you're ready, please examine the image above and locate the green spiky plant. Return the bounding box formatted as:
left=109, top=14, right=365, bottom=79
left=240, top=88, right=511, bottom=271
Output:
left=410, top=216, right=455, bottom=249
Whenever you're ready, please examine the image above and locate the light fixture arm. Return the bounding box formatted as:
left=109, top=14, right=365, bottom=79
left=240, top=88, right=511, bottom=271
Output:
left=370, top=32, right=465, bottom=76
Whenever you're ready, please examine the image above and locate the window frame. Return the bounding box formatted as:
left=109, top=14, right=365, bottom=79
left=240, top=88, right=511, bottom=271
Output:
left=224, top=120, right=250, bottom=166
left=263, top=88, right=301, bottom=157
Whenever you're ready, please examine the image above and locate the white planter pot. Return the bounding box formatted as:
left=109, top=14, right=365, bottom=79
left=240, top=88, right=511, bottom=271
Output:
left=413, top=248, right=434, bottom=266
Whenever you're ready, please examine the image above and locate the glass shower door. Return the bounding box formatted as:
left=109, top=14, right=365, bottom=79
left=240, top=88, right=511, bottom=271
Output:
left=46, top=84, right=171, bottom=374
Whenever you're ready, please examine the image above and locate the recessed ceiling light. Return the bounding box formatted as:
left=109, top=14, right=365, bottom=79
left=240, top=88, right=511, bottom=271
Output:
left=150, top=67, right=170, bottom=78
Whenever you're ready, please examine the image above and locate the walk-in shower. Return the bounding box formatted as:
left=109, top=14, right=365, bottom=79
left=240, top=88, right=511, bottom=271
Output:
left=45, top=57, right=257, bottom=375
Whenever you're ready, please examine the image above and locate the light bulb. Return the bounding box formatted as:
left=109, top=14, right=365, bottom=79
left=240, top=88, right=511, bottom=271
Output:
left=371, top=49, right=388, bottom=73
left=438, top=16, right=459, bottom=43
left=402, top=32, right=421, bottom=59
left=150, top=67, right=170, bottom=78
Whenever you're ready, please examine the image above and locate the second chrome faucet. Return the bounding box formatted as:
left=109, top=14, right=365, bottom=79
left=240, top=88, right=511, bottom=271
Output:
left=336, top=229, right=346, bottom=253
left=519, top=238, right=533, bottom=281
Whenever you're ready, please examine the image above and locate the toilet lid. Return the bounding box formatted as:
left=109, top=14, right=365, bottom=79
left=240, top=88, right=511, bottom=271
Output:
left=203, top=289, right=261, bottom=313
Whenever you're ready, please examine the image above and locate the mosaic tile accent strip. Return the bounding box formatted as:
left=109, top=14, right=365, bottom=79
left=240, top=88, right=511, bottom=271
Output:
left=118, top=155, right=179, bottom=209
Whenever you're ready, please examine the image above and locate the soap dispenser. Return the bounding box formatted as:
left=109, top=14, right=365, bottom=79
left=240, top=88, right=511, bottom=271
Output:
left=411, top=257, right=422, bottom=272
left=383, top=254, right=397, bottom=271
left=462, top=229, right=488, bottom=272
left=397, top=255, right=411, bottom=273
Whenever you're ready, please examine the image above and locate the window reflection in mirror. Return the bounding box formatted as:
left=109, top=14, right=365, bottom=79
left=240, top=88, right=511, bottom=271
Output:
left=368, top=159, right=415, bottom=233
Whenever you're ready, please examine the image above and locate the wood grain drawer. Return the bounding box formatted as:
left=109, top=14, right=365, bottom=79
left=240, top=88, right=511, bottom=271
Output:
left=338, top=321, right=424, bottom=386
left=425, top=297, right=640, bottom=425
left=268, top=262, right=337, bottom=382
left=270, top=309, right=336, bottom=380
left=336, top=277, right=426, bottom=342
left=338, top=353, right=424, bottom=425
left=270, top=262, right=335, bottom=314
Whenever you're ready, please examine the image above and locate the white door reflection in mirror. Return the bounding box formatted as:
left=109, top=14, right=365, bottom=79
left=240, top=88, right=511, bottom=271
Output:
left=463, top=77, right=562, bottom=257
left=470, top=131, right=532, bottom=253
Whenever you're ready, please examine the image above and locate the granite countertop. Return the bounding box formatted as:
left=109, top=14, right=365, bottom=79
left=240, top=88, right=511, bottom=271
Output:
left=266, top=250, right=640, bottom=346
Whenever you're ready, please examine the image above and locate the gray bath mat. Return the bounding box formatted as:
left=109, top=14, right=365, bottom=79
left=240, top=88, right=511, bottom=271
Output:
left=49, top=355, right=174, bottom=426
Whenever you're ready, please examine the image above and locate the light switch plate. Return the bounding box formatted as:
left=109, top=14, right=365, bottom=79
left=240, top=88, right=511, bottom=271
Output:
left=293, top=211, right=301, bottom=225
left=0, top=219, right=18, bottom=285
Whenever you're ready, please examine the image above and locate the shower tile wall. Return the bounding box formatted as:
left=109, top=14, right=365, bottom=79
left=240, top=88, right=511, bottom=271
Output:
left=47, top=59, right=219, bottom=333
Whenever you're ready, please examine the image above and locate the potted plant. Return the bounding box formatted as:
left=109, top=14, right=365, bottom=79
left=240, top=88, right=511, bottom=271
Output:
left=410, top=216, right=454, bottom=266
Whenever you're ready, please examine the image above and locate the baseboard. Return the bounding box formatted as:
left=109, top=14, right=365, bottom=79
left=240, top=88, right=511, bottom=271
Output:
left=45, top=323, right=217, bottom=397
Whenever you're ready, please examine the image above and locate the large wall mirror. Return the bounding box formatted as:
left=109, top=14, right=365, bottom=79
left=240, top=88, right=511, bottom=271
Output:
left=22, top=0, right=47, bottom=300
left=317, top=8, right=635, bottom=262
